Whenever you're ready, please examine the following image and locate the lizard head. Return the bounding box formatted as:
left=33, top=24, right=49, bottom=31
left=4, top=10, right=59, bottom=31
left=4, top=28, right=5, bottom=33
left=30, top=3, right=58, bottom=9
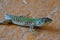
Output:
left=43, top=17, right=52, bottom=24
left=35, top=17, right=52, bottom=26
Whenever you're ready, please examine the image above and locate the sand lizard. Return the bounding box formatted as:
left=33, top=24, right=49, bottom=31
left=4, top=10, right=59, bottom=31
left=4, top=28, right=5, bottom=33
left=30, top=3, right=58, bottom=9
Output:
left=0, top=14, right=52, bottom=34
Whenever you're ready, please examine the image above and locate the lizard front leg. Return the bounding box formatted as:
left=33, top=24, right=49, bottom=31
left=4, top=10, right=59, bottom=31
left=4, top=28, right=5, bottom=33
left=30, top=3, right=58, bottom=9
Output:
left=29, top=25, right=35, bottom=34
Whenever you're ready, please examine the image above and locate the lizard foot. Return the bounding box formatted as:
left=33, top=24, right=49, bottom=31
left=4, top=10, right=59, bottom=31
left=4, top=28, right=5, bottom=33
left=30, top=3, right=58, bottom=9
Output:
left=29, top=28, right=36, bottom=34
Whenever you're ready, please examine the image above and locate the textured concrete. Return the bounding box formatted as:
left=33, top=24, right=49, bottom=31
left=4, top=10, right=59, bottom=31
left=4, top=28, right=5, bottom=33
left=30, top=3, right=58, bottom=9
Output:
left=0, top=0, right=60, bottom=40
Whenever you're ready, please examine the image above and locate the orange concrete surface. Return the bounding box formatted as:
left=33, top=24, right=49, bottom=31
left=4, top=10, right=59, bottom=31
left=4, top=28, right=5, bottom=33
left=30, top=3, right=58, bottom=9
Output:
left=0, top=0, right=60, bottom=40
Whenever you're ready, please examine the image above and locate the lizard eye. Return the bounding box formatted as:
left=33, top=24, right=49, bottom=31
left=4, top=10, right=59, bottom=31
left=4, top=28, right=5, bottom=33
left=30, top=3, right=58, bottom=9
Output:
left=45, top=20, right=47, bottom=23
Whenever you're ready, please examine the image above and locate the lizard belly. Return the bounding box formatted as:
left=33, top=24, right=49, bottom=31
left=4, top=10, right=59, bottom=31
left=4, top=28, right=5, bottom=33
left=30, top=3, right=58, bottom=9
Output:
left=12, top=20, right=25, bottom=26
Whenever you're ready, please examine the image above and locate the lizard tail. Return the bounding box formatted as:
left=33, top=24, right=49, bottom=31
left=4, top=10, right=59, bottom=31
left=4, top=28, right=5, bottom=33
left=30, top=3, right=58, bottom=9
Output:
left=4, top=14, right=12, bottom=20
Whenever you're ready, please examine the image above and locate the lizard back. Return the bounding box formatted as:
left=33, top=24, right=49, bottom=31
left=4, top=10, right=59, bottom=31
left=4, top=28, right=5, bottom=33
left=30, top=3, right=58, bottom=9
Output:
left=4, top=14, right=36, bottom=26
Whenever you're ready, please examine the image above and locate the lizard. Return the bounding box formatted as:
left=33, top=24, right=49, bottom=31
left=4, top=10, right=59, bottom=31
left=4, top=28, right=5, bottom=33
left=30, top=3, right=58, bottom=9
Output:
left=0, top=14, right=52, bottom=34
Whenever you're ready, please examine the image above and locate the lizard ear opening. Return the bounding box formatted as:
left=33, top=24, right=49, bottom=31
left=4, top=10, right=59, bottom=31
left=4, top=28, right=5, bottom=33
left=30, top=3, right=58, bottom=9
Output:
left=4, top=14, right=11, bottom=20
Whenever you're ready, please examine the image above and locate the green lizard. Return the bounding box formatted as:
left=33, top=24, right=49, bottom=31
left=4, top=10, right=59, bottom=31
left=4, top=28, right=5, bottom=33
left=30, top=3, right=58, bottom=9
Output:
left=0, top=14, right=52, bottom=34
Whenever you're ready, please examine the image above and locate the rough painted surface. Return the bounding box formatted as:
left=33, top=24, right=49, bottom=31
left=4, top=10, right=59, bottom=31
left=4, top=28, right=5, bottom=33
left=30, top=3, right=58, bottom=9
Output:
left=0, top=0, right=60, bottom=40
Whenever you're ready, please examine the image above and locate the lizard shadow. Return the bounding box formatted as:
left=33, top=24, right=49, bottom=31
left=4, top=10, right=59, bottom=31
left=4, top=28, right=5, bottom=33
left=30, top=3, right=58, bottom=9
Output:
left=0, top=23, right=59, bottom=31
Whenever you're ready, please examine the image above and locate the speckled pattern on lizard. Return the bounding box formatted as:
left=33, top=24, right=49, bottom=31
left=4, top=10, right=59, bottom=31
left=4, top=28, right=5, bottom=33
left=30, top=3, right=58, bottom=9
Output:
left=0, top=14, right=52, bottom=34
